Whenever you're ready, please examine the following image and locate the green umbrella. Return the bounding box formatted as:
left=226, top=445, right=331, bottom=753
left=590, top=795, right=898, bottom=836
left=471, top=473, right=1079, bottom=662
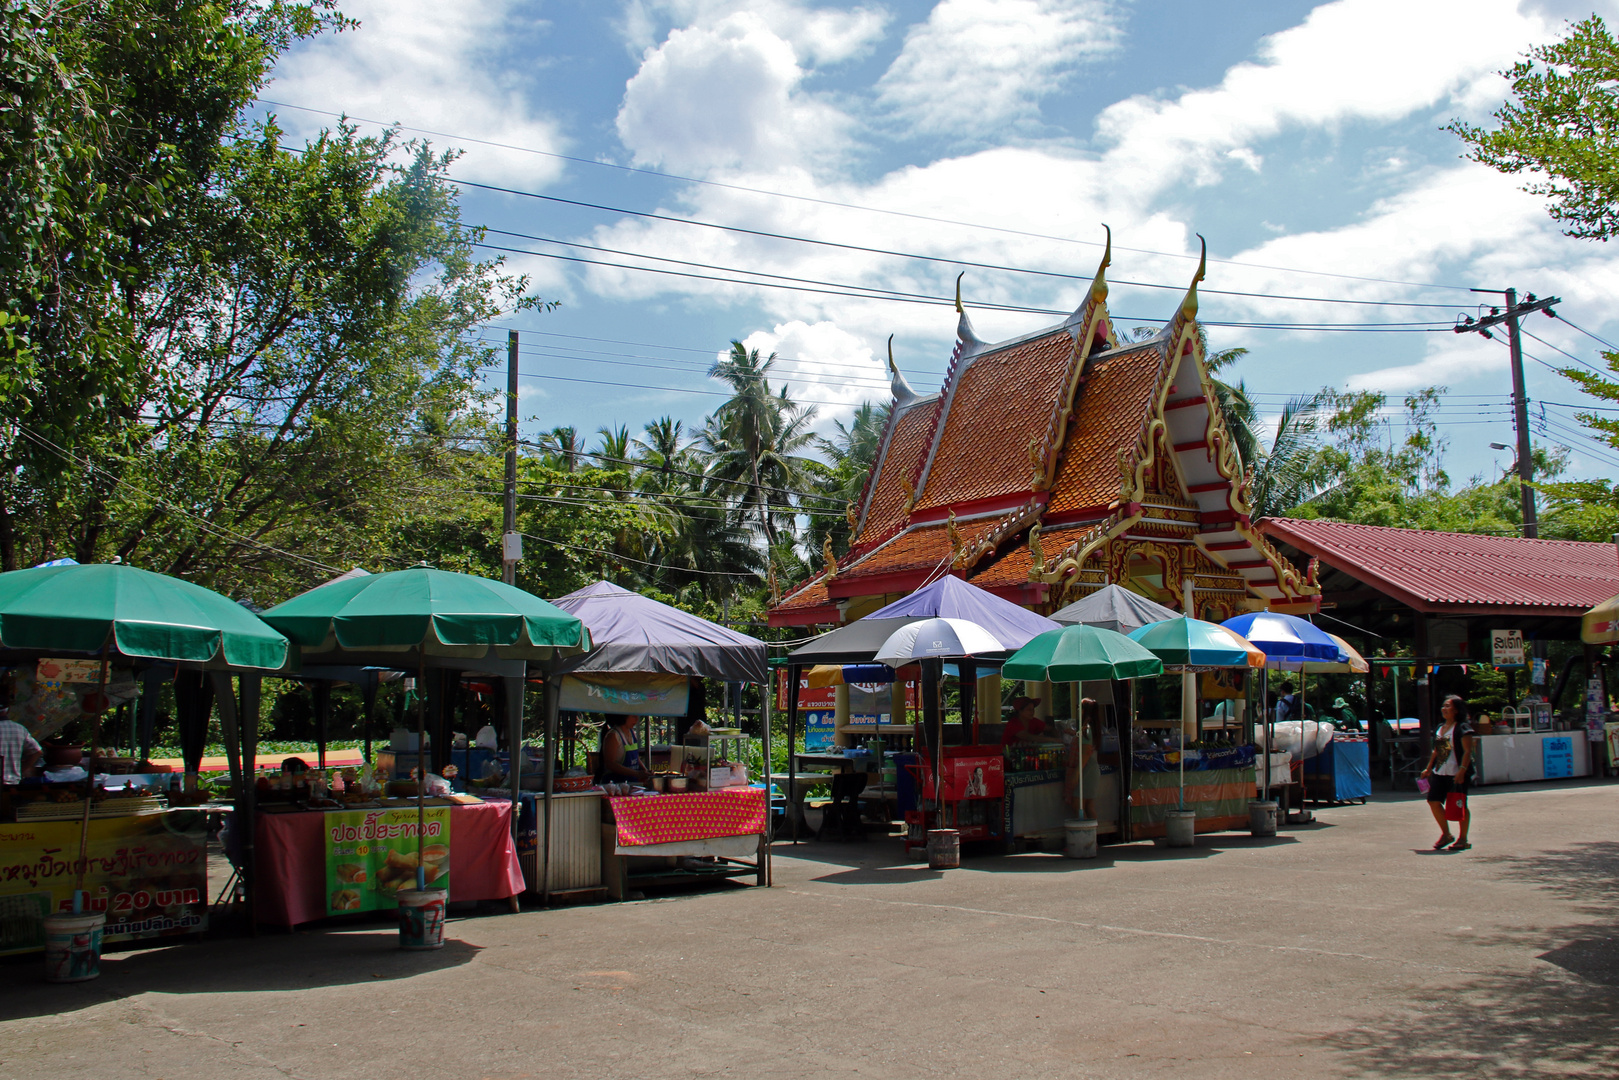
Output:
left=0, top=562, right=288, bottom=669
left=1127, top=618, right=1264, bottom=671
left=1002, top=624, right=1164, bottom=682
left=261, top=567, right=589, bottom=659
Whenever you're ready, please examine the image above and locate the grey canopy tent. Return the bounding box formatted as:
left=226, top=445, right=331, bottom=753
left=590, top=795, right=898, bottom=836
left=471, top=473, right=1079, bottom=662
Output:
left=547, top=580, right=772, bottom=893
left=1050, top=584, right=1179, bottom=636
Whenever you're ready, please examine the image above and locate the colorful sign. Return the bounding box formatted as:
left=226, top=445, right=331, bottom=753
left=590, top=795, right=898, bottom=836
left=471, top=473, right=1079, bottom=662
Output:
left=1543, top=736, right=1574, bottom=780
left=0, top=811, right=207, bottom=956
left=803, top=709, right=836, bottom=751
left=1491, top=629, right=1524, bottom=666
left=559, top=673, right=690, bottom=716
left=323, top=808, right=450, bottom=916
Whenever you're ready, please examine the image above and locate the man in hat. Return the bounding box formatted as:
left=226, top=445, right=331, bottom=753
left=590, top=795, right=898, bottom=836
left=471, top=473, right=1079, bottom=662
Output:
left=1002, top=695, right=1050, bottom=745
left=1333, top=696, right=1364, bottom=733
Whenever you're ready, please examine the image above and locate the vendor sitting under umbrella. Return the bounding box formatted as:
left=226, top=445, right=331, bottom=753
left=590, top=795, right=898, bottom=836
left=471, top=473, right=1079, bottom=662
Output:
left=1002, top=696, right=1050, bottom=745
left=596, top=713, right=652, bottom=785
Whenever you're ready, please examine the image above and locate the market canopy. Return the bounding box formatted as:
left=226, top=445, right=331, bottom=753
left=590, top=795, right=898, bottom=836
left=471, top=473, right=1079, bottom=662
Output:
left=549, top=580, right=767, bottom=683
left=260, top=566, right=589, bottom=666
left=0, top=562, right=289, bottom=670
left=1127, top=618, right=1265, bottom=670
left=1003, top=624, right=1164, bottom=682
left=1221, top=611, right=1342, bottom=666
left=791, top=575, right=1059, bottom=665
left=1583, top=593, right=1619, bottom=644
left=1050, top=584, right=1179, bottom=635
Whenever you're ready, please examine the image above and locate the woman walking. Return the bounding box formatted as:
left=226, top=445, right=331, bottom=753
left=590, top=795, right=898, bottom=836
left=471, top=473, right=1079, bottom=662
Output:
left=1420, top=694, right=1474, bottom=851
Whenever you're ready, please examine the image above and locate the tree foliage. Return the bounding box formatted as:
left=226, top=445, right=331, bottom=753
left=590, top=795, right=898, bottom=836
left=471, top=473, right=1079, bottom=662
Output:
left=1450, top=15, right=1619, bottom=241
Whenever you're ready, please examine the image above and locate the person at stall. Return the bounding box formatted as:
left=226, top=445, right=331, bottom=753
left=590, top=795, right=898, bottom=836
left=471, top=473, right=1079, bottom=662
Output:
left=596, top=713, right=652, bottom=784
left=1001, top=696, right=1049, bottom=745
left=1064, top=698, right=1102, bottom=820
left=1333, top=697, right=1364, bottom=733
left=1420, top=694, right=1474, bottom=851
left=0, top=702, right=43, bottom=784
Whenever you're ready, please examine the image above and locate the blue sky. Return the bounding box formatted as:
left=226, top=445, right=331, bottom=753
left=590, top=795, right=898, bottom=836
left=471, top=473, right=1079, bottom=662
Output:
left=259, top=0, right=1619, bottom=489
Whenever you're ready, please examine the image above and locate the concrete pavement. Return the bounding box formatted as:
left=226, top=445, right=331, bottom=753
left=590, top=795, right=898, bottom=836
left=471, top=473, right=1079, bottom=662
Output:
left=2, top=779, right=1616, bottom=1079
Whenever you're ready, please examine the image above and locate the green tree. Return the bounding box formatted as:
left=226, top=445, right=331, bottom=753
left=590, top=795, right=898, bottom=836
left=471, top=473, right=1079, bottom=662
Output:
left=804, top=400, right=888, bottom=566
left=1449, top=16, right=1619, bottom=240
left=703, top=341, right=818, bottom=547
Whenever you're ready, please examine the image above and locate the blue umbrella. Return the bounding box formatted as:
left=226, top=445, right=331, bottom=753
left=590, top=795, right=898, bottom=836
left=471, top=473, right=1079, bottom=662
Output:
left=1221, top=612, right=1342, bottom=665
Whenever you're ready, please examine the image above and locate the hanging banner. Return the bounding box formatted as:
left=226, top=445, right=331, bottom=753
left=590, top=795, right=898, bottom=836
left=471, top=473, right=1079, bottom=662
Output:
left=0, top=811, right=207, bottom=956
left=558, top=673, right=690, bottom=716
left=324, top=807, right=451, bottom=916
left=1200, top=669, right=1246, bottom=700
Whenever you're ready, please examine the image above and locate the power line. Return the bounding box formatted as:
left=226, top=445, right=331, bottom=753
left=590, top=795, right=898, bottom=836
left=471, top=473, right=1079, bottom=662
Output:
left=259, top=98, right=1478, bottom=294
left=1552, top=313, right=1618, bottom=353
left=522, top=532, right=756, bottom=578
left=1520, top=328, right=1609, bottom=378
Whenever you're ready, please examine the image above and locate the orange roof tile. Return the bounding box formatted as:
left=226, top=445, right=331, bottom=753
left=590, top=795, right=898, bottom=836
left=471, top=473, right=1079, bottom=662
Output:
left=840, top=514, right=1007, bottom=581
left=967, top=523, right=1105, bottom=587
left=853, top=399, right=939, bottom=549
left=913, top=330, right=1077, bottom=512
left=773, top=576, right=831, bottom=613
left=1047, top=344, right=1164, bottom=515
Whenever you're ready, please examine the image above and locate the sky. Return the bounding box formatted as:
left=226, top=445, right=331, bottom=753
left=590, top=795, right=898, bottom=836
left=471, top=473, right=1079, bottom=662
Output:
left=259, top=0, right=1619, bottom=489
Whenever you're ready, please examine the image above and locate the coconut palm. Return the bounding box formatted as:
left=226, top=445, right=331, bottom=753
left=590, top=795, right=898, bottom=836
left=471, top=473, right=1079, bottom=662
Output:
left=703, top=342, right=819, bottom=547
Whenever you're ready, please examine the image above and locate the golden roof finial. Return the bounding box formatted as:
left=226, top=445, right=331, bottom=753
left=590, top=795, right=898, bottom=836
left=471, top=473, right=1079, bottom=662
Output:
left=1028, top=524, right=1046, bottom=576
left=845, top=501, right=858, bottom=530
left=955, top=272, right=965, bottom=314
left=1089, top=223, right=1112, bottom=304
left=823, top=535, right=839, bottom=579
left=947, top=510, right=964, bottom=566
left=1179, top=233, right=1207, bottom=323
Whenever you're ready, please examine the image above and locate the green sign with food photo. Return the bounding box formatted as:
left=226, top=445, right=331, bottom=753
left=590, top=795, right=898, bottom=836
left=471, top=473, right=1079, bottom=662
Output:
left=322, top=808, right=450, bottom=915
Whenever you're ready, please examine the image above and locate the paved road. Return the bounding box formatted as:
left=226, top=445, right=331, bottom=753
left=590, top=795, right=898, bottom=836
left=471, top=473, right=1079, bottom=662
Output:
left=3, top=780, right=1616, bottom=1079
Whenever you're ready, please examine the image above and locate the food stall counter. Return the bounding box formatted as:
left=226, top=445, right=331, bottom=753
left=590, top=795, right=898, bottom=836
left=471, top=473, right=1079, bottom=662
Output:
left=600, top=787, right=768, bottom=900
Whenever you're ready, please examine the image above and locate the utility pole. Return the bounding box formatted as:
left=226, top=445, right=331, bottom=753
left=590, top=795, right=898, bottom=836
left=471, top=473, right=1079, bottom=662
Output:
left=502, top=330, right=521, bottom=584
left=1454, top=289, right=1560, bottom=539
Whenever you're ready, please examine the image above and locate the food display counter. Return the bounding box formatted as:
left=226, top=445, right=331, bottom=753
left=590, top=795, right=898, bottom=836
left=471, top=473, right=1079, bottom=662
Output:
left=253, top=796, right=524, bottom=927
left=0, top=805, right=209, bottom=955
left=1473, top=730, right=1591, bottom=785
left=599, top=787, right=768, bottom=900
left=1125, top=746, right=1257, bottom=840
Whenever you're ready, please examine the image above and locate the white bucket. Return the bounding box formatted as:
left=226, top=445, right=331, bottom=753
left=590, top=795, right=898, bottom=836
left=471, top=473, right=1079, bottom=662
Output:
left=1249, top=799, right=1279, bottom=837
left=1165, top=809, right=1197, bottom=848
left=43, top=912, right=106, bottom=983
left=397, top=889, right=448, bottom=950
left=1063, top=819, right=1099, bottom=860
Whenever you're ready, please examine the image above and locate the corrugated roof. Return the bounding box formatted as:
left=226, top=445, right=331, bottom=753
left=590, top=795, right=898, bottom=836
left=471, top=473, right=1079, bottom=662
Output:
left=1263, top=517, right=1619, bottom=612
left=913, top=329, right=1076, bottom=512
left=1047, top=344, right=1164, bottom=515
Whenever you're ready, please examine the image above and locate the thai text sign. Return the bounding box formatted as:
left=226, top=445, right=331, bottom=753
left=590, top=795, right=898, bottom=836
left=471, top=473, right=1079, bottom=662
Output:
left=323, top=808, right=450, bottom=915
left=1490, top=629, right=1524, bottom=666
left=0, top=810, right=207, bottom=956
left=559, top=673, right=689, bottom=716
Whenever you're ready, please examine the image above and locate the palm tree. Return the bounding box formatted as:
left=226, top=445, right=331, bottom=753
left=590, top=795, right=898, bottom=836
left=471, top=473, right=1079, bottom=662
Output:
left=547, top=426, right=583, bottom=473
left=634, top=416, right=690, bottom=491
left=704, top=341, right=819, bottom=546
left=594, top=424, right=631, bottom=465
left=805, top=400, right=890, bottom=562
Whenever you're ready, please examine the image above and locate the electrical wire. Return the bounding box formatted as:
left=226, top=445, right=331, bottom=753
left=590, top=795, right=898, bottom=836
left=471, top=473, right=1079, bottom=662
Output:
left=1552, top=313, right=1618, bottom=353
left=1520, top=329, right=1610, bottom=378
left=522, top=532, right=757, bottom=577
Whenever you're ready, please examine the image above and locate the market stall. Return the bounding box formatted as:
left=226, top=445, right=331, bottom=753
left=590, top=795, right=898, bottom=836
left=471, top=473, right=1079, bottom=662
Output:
left=1124, top=617, right=1266, bottom=841
left=0, top=562, right=290, bottom=964
left=547, top=581, right=771, bottom=901
left=259, top=567, right=591, bottom=931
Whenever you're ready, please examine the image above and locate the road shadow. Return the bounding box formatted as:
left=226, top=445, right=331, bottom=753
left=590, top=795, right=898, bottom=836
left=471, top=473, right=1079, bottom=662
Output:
left=0, top=926, right=481, bottom=1020
left=1324, top=840, right=1619, bottom=1078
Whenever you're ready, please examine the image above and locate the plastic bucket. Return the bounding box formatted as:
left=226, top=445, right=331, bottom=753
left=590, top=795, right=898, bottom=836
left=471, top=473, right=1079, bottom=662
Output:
left=926, top=829, right=960, bottom=870
left=43, top=912, right=105, bottom=983
left=1063, top=819, right=1099, bottom=860
left=1249, top=799, right=1279, bottom=837
left=1165, top=809, right=1197, bottom=848
left=397, top=889, right=448, bottom=951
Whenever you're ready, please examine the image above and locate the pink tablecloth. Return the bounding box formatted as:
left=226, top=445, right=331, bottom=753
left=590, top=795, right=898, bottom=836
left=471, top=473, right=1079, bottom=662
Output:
left=253, top=801, right=525, bottom=927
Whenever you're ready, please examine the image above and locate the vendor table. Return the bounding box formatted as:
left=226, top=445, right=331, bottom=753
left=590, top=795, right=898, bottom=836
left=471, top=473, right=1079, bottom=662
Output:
left=516, top=792, right=603, bottom=897
left=1127, top=767, right=1255, bottom=839
left=767, top=772, right=833, bottom=835
left=1302, top=739, right=1371, bottom=803
left=253, top=800, right=524, bottom=927
left=1474, top=731, right=1591, bottom=785
left=1003, top=769, right=1065, bottom=847
left=600, top=788, right=767, bottom=900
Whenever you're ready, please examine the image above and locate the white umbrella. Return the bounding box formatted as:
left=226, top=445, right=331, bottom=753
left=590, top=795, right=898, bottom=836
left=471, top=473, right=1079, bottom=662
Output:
left=875, top=617, right=1002, bottom=666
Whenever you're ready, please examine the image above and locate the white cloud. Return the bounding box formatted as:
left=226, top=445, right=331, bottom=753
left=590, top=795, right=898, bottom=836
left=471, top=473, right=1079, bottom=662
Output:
left=617, top=11, right=856, bottom=172
left=268, top=0, right=566, bottom=185
left=622, top=1, right=889, bottom=66
left=876, top=0, right=1124, bottom=137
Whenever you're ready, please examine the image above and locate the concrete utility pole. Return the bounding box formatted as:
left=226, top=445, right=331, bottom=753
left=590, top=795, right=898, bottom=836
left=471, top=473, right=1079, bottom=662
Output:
left=502, top=330, right=521, bottom=584
left=1454, top=289, right=1560, bottom=539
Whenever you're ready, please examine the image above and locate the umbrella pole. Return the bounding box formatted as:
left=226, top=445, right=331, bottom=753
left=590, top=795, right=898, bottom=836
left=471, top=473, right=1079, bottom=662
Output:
left=786, top=664, right=800, bottom=845
left=73, top=645, right=110, bottom=913
left=417, top=658, right=427, bottom=890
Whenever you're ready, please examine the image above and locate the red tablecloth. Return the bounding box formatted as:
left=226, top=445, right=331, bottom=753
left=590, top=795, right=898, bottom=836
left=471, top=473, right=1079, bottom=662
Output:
left=608, top=788, right=767, bottom=847
left=253, top=801, right=525, bottom=927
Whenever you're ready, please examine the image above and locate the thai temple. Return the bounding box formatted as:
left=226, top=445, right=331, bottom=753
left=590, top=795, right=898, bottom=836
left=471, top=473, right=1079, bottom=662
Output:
left=768, top=232, right=1321, bottom=629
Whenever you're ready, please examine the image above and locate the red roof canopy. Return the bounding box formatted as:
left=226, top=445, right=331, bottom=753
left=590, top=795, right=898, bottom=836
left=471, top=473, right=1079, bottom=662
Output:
left=1262, top=518, right=1619, bottom=615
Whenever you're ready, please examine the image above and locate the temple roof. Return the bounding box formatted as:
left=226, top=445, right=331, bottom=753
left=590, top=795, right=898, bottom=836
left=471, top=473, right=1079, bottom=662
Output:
left=1046, top=341, right=1165, bottom=518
